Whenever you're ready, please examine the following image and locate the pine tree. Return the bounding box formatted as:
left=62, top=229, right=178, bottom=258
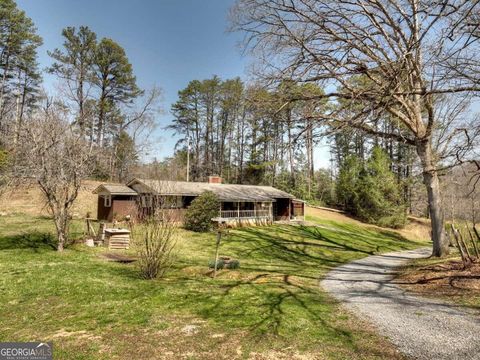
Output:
left=94, top=38, right=142, bottom=146
left=0, top=0, right=42, bottom=130
left=48, top=26, right=97, bottom=134
left=336, top=147, right=406, bottom=228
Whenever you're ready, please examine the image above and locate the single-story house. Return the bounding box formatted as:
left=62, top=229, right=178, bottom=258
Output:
left=93, top=176, right=305, bottom=224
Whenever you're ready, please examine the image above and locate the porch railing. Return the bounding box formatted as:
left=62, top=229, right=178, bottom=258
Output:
left=219, top=210, right=271, bottom=219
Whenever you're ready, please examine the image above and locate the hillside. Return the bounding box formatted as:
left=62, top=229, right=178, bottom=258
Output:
left=307, top=206, right=431, bottom=243
left=0, top=180, right=101, bottom=218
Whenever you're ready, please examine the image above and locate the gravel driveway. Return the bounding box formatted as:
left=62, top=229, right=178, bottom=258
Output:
left=321, top=248, right=480, bottom=360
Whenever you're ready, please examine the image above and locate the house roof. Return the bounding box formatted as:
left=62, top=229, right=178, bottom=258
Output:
left=93, top=184, right=138, bottom=196
left=126, top=178, right=294, bottom=202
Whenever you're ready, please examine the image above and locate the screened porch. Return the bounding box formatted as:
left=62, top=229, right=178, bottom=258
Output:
left=218, top=201, right=273, bottom=220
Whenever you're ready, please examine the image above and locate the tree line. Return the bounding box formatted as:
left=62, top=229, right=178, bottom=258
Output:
left=168, top=76, right=330, bottom=200
left=0, top=0, right=158, bottom=250
left=0, top=0, right=157, bottom=183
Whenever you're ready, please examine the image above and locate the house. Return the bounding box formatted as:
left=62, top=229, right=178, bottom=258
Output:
left=93, top=176, right=305, bottom=224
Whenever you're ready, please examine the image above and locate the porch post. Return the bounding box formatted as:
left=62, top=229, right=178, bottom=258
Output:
left=237, top=202, right=240, bottom=219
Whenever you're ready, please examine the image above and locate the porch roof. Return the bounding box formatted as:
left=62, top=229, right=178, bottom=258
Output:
left=93, top=184, right=138, bottom=196
left=127, top=178, right=294, bottom=202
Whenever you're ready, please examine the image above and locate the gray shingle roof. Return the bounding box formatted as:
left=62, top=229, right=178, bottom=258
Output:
left=127, top=178, right=294, bottom=201
left=93, top=184, right=138, bottom=196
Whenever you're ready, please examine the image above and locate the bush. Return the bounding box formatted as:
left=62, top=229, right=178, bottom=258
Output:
left=208, top=259, right=240, bottom=270
left=225, top=259, right=240, bottom=269
left=208, top=259, right=225, bottom=269
left=184, top=191, right=220, bottom=232
left=132, top=209, right=177, bottom=279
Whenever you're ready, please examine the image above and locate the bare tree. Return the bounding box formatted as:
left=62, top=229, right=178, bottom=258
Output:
left=16, top=102, right=96, bottom=251
left=231, top=0, right=480, bottom=256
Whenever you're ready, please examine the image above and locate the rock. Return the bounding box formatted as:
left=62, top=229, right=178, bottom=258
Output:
left=181, top=325, right=199, bottom=336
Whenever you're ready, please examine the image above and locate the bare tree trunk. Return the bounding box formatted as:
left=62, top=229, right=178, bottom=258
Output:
left=417, top=139, right=448, bottom=257
left=286, top=109, right=295, bottom=186
left=0, top=51, right=11, bottom=122
left=53, top=208, right=68, bottom=252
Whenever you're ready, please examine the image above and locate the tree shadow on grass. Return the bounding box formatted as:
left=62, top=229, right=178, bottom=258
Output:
left=225, top=224, right=391, bottom=271
left=154, top=225, right=420, bottom=355
left=0, top=231, right=57, bottom=251
left=164, top=268, right=394, bottom=357
left=300, top=223, right=419, bottom=252
left=226, top=226, right=356, bottom=267
left=102, top=224, right=419, bottom=356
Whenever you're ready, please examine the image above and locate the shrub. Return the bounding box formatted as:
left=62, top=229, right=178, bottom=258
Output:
left=225, top=259, right=240, bottom=269
left=184, top=191, right=220, bottom=232
left=208, top=259, right=225, bottom=269
left=208, top=259, right=240, bottom=270
left=0, top=148, right=8, bottom=170
left=132, top=207, right=177, bottom=279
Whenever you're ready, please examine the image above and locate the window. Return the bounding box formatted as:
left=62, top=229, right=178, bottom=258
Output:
left=104, top=195, right=112, bottom=207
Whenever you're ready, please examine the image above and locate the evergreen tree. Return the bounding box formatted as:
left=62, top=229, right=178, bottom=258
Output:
left=336, top=147, right=406, bottom=228
left=94, top=38, right=142, bottom=146
left=0, top=0, right=42, bottom=130
left=336, top=155, right=363, bottom=214
left=48, top=26, right=97, bottom=134
left=356, top=147, right=406, bottom=228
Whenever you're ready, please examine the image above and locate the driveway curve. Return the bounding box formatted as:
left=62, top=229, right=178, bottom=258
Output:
left=321, top=248, right=480, bottom=360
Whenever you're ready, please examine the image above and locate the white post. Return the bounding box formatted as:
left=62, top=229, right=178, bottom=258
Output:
left=237, top=202, right=240, bottom=219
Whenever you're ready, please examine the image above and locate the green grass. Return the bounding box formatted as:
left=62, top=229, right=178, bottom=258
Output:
left=0, top=214, right=422, bottom=359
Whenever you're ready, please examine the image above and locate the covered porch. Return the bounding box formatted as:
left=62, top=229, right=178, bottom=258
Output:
left=218, top=201, right=273, bottom=221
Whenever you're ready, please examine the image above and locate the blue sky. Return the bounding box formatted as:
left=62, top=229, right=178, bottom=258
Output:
left=17, top=0, right=331, bottom=168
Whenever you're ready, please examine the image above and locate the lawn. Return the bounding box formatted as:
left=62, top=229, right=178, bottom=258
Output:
left=0, top=213, right=424, bottom=359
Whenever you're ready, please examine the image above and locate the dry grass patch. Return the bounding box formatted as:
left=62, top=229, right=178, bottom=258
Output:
left=0, top=179, right=101, bottom=217
left=306, top=206, right=431, bottom=242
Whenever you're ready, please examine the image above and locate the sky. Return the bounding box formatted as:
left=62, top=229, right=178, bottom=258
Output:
left=17, top=0, right=331, bottom=169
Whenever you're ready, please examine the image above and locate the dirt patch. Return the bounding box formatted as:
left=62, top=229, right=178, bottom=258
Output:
left=395, top=258, right=480, bottom=305
left=50, top=329, right=102, bottom=341
left=99, top=252, right=137, bottom=263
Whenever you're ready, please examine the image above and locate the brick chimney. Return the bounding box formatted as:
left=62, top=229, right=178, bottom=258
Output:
left=208, top=176, right=222, bottom=184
